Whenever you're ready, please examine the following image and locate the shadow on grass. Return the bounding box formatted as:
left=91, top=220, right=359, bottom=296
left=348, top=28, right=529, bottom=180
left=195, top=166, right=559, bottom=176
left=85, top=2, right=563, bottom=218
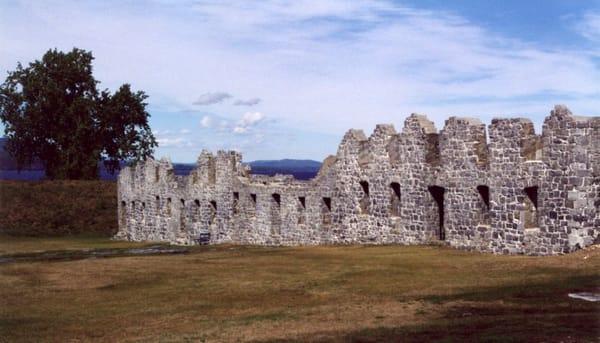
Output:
left=257, top=275, right=600, bottom=343
left=0, top=245, right=190, bottom=264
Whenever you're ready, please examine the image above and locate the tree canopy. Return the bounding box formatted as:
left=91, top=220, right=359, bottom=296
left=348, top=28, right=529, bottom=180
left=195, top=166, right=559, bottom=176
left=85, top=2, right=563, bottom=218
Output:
left=0, top=48, right=157, bottom=179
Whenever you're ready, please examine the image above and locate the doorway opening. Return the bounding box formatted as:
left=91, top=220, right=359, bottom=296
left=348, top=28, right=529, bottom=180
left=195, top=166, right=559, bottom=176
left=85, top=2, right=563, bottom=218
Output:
left=428, top=186, right=445, bottom=240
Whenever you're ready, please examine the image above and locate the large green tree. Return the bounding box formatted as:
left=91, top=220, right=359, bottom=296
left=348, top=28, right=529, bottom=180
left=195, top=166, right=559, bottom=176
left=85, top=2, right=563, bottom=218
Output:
left=0, top=48, right=157, bottom=179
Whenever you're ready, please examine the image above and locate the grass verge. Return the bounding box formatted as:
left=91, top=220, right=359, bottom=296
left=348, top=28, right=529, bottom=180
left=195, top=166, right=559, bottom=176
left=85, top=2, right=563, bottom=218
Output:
left=0, top=180, right=117, bottom=236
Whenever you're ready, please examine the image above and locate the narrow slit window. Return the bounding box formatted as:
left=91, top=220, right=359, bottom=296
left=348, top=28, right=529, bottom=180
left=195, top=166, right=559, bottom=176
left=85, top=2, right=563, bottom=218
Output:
left=321, top=197, right=332, bottom=226
left=297, top=196, right=306, bottom=224
left=322, top=197, right=332, bottom=211
left=298, top=196, right=306, bottom=209
left=477, top=185, right=490, bottom=209
left=179, top=199, right=186, bottom=232
left=233, top=192, right=239, bottom=214
left=390, top=182, right=401, bottom=217
left=359, top=181, right=370, bottom=214
left=209, top=200, right=217, bottom=225
left=523, top=186, right=539, bottom=228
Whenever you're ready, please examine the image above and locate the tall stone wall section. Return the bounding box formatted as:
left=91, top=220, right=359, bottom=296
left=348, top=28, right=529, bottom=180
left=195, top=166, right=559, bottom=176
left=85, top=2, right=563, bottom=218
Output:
left=116, top=106, right=599, bottom=255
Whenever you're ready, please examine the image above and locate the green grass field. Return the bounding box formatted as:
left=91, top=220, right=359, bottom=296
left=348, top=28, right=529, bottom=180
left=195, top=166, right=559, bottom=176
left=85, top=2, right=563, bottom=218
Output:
left=1, top=235, right=598, bottom=342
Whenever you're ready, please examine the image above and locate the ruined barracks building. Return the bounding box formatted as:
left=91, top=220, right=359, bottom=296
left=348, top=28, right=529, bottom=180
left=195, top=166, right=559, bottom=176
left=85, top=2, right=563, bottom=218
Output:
left=116, top=105, right=599, bottom=255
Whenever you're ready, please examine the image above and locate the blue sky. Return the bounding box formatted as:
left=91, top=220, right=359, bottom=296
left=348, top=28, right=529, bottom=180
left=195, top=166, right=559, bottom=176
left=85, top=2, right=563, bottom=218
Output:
left=1, top=0, right=599, bottom=162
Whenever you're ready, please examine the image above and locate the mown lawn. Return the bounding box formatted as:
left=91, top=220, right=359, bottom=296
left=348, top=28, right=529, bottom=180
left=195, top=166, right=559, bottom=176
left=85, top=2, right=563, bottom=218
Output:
left=0, top=236, right=598, bottom=342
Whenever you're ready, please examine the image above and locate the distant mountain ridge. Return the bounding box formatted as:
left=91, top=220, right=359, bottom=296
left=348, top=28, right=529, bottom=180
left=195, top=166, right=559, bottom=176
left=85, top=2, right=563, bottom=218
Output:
left=249, top=159, right=321, bottom=168
left=247, top=159, right=321, bottom=180
left=173, top=159, right=322, bottom=180
left=0, top=137, right=321, bottom=181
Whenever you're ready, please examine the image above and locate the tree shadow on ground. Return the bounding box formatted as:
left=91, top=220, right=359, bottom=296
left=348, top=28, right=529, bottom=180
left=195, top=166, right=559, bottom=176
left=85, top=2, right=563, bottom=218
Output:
left=257, top=274, right=600, bottom=343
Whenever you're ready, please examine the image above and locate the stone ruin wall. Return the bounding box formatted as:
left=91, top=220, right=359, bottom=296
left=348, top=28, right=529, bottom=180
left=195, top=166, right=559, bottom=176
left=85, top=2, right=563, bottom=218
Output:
left=115, top=105, right=599, bottom=255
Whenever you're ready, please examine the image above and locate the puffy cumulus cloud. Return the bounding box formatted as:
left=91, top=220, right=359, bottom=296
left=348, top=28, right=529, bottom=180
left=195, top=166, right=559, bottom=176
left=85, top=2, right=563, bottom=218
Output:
left=233, top=112, right=265, bottom=134
left=234, top=97, right=261, bottom=106
left=200, top=115, right=213, bottom=128
left=193, top=92, right=232, bottom=105
left=240, top=112, right=265, bottom=126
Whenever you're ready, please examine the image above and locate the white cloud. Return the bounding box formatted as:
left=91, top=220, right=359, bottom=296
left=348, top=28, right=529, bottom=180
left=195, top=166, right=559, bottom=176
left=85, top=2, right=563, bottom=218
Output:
left=233, top=112, right=265, bottom=134
left=234, top=97, right=261, bottom=106
left=240, top=112, right=265, bottom=126
left=156, top=137, right=191, bottom=148
left=576, top=11, right=600, bottom=41
left=193, top=92, right=232, bottom=105
left=180, top=128, right=190, bottom=134
left=200, top=116, right=212, bottom=128
left=1, top=1, right=599, bottom=160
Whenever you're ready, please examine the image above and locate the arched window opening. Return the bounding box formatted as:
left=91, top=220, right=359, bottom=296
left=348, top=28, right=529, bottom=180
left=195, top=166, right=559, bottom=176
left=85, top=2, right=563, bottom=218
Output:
left=428, top=186, right=445, bottom=240
left=359, top=181, right=370, bottom=215
left=192, top=199, right=201, bottom=223
left=390, top=182, right=401, bottom=217
left=523, top=186, right=539, bottom=228
left=272, top=193, right=281, bottom=208
left=477, top=185, right=490, bottom=209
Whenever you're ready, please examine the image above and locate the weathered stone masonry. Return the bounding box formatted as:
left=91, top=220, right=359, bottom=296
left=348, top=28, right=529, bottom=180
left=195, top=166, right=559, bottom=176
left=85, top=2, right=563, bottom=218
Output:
left=116, top=106, right=599, bottom=255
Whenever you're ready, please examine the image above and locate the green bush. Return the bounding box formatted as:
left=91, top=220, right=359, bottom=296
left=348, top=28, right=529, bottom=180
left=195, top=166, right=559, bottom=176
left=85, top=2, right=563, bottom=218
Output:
left=0, top=180, right=117, bottom=236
